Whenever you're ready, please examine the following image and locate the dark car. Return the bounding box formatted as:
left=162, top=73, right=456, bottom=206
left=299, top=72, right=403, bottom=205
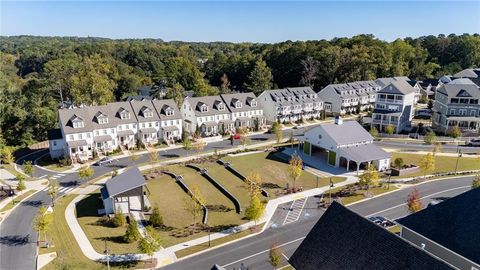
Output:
left=94, top=157, right=113, bottom=166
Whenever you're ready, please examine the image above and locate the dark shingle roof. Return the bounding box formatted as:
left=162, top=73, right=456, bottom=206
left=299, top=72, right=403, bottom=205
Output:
left=103, top=167, right=146, bottom=198
left=47, top=129, right=63, bottom=140
left=397, top=188, right=480, bottom=264
left=289, top=202, right=453, bottom=270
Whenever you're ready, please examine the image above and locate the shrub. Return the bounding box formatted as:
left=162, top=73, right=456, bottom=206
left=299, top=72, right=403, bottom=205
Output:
left=149, top=206, right=163, bottom=227
left=124, top=215, right=141, bottom=243
left=393, top=157, right=404, bottom=169
left=112, top=208, right=126, bottom=227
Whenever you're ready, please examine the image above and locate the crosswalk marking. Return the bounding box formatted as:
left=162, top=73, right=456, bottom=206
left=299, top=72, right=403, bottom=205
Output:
left=283, top=198, right=307, bottom=225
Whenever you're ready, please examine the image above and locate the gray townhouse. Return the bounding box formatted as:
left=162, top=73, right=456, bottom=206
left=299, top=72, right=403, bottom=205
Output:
left=376, top=76, right=421, bottom=103
left=53, top=99, right=182, bottom=162
left=432, top=78, right=480, bottom=134
left=317, top=80, right=380, bottom=115
left=181, top=92, right=265, bottom=137
left=257, top=87, right=323, bottom=123
left=419, top=79, right=443, bottom=99
left=371, top=80, right=416, bottom=133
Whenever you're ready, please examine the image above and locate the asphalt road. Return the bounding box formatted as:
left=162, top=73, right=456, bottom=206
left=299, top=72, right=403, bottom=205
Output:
left=160, top=176, right=475, bottom=270
left=0, top=126, right=308, bottom=270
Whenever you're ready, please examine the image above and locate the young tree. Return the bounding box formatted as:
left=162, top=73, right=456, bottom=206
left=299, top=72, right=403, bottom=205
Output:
left=288, top=154, right=303, bottom=189
left=271, top=122, right=282, bottom=144
left=47, top=178, right=59, bottom=207
left=393, top=157, right=404, bottom=169
left=33, top=206, right=52, bottom=246
left=183, top=138, right=192, bottom=151
left=432, top=141, right=442, bottom=156
left=385, top=124, right=395, bottom=135
left=238, top=127, right=249, bottom=146
left=245, top=172, right=262, bottom=198
left=245, top=195, right=265, bottom=226
left=124, top=215, right=141, bottom=243
left=424, top=131, right=436, bottom=145
left=419, top=153, right=435, bottom=179
left=148, top=149, right=159, bottom=171
left=138, top=226, right=162, bottom=263
left=78, top=166, right=94, bottom=181
left=449, top=126, right=462, bottom=139
left=0, top=147, right=15, bottom=164
left=269, top=243, right=283, bottom=269
left=149, top=205, right=163, bottom=227
left=406, top=188, right=423, bottom=213
left=23, top=160, right=35, bottom=176
left=358, top=164, right=379, bottom=190
left=16, top=174, right=26, bottom=193
left=112, top=207, right=126, bottom=227
left=183, top=185, right=205, bottom=229
left=131, top=151, right=139, bottom=162
left=472, top=175, right=480, bottom=189
left=369, top=127, right=379, bottom=138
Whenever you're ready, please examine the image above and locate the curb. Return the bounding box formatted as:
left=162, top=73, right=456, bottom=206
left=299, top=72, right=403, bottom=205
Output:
left=0, top=182, right=48, bottom=226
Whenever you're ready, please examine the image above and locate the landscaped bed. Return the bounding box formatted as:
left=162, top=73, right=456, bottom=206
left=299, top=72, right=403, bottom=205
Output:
left=390, top=152, right=480, bottom=179
left=321, top=184, right=399, bottom=206
left=36, top=155, right=72, bottom=172
left=223, top=151, right=346, bottom=197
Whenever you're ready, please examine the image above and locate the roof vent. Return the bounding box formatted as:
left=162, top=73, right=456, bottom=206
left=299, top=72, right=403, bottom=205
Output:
left=335, top=116, right=343, bottom=125
left=420, top=243, right=426, bottom=250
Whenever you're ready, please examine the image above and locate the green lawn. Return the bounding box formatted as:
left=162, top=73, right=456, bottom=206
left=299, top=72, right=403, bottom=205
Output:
left=167, top=165, right=245, bottom=227
left=391, top=153, right=480, bottom=179
left=76, top=192, right=139, bottom=255
left=200, top=163, right=251, bottom=210
left=36, top=155, right=73, bottom=172
left=44, top=195, right=142, bottom=270
left=223, top=152, right=345, bottom=197
left=322, top=184, right=399, bottom=205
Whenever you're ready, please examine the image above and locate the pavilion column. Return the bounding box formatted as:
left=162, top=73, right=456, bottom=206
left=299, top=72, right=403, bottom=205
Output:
left=367, top=161, right=371, bottom=169
left=356, top=163, right=360, bottom=175
left=346, top=159, right=350, bottom=171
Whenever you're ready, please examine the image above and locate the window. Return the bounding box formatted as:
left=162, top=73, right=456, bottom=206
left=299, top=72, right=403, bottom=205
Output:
left=376, top=104, right=386, bottom=109
left=121, top=112, right=130, bottom=120
left=471, top=110, right=476, bottom=116
left=78, top=134, right=83, bottom=139
left=470, top=99, right=479, bottom=104
left=149, top=122, right=152, bottom=128
left=235, top=101, right=242, bottom=108
left=98, top=117, right=108, bottom=124
left=459, top=109, right=467, bottom=115
left=450, top=98, right=459, bottom=104
left=103, top=129, right=107, bottom=135
left=200, top=105, right=208, bottom=112
left=166, top=109, right=174, bottom=116
left=156, top=122, right=159, bottom=127
left=250, top=101, right=257, bottom=107
left=95, top=130, right=99, bottom=136
left=73, top=121, right=84, bottom=128
left=176, top=119, right=179, bottom=124
left=69, top=135, right=74, bottom=140
left=218, top=104, right=225, bottom=110
left=53, top=141, right=57, bottom=146
left=111, top=129, right=115, bottom=134
left=87, top=133, right=91, bottom=139
left=449, top=109, right=456, bottom=115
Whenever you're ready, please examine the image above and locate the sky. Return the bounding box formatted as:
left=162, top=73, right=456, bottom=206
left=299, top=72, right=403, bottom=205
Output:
left=1, top=1, right=479, bottom=43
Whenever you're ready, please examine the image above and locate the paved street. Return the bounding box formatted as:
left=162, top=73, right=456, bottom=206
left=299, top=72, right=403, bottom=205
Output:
left=160, top=176, right=474, bottom=270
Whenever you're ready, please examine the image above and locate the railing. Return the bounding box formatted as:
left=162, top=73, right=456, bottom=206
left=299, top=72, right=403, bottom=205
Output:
left=376, top=98, right=403, bottom=104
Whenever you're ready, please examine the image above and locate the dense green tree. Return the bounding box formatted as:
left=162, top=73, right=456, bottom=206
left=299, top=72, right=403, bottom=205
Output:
left=244, top=59, right=273, bottom=95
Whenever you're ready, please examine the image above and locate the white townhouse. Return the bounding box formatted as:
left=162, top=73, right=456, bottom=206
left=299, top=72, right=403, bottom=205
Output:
left=221, top=92, right=266, bottom=131
left=258, top=87, right=323, bottom=124
left=152, top=99, right=183, bottom=143
left=376, top=76, right=421, bottom=104
left=432, top=78, right=480, bottom=134
left=181, top=95, right=233, bottom=136
left=318, top=80, right=380, bottom=115
left=129, top=100, right=161, bottom=145
left=109, top=101, right=139, bottom=149
left=371, top=80, right=416, bottom=133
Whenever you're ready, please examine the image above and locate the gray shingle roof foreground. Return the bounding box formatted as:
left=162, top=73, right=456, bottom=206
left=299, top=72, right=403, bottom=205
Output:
left=289, top=202, right=454, bottom=270
left=103, top=167, right=146, bottom=198
left=314, top=120, right=373, bottom=145
left=397, top=188, right=480, bottom=264
left=378, top=80, right=415, bottom=95
left=47, top=129, right=63, bottom=140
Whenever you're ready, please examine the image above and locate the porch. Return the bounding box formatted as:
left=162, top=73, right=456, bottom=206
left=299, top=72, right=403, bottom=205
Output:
left=117, top=130, right=136, bottom=149
left=67, top=140, right=91, bottom=162
left=201, top=121, right=219, bottom=137
left=139, top=128, right=158, bottom=145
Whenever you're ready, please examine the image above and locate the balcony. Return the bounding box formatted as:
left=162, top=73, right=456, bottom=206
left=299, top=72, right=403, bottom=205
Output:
left=376, top=98, right=403, bottom=104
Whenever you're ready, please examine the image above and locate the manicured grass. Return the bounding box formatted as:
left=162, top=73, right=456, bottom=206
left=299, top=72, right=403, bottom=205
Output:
left=201, top=163, right=251, bottom=209
left=44, top=195, right=143, bottom=270
left=223, top=152, right=345, bottom=197
left=76, top=192, right=139, bottom=255
left=174, top=223, right=264, bottom=258
left=167, top=165, right=245, bottom=227
left=322, top=184, right=399, bottom=206
left=36, top=155, right=73, bottom=172
left=0, top=190, right=36, bottom=212
left=146, top=174, right=209, bottom=247
left=390, top=153, right=480, bottom=179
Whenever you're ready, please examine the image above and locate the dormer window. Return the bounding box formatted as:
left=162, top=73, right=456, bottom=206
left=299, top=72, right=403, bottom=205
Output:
left=235, top=101, right=242, bottom=108
left=200, top=103, right=208, bottom=113
left=95, top=112, right=109, bottom=125
left=70, top=115, right=84, bottom=128
left=118, top=108, right=131, bottom=120
left=73, top=121, right=84, bottom=128
left=141, top=106, right=153, bottom=118
left=218, top=103, right=225, bottom=111
left=165, top=108, right=174, bottom=116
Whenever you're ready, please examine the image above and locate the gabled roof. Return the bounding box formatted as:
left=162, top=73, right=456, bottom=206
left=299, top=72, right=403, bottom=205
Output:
left=437, top=83, right=480, bottom=98
left=220, top=92, right=262, bottom=113
left=59, top=107, right=93, bottom=134
left=306, top=120, right=373, bottom=146
left=397, top=188, right=480, bottom=264
left=185, top=95, right=229, bottom=116
left=289, top=202, right=453, bottom=270
left=378, top=80, right=415, bottom=95
left=102, top=167, right=146, bottom=199
left=152, top=99, right=181, bottom=121
left=453, top=68, right=480, bottom=78
left=129, top=100, right=160, bottom=122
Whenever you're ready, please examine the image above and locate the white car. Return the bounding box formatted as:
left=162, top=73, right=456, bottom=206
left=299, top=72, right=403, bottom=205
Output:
left=468, top=139, right=480, bottom=147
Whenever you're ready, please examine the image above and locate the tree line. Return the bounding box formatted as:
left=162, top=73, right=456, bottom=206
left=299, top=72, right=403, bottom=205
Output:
left=1, top=34, right=479, bottom=147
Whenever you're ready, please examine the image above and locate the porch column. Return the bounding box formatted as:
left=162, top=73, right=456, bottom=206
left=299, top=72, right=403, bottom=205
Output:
left=367, top=161, right=371, bottom=169
left=346, top=159, right=350, bottom=171
left=356, top=163, right=360, bottom=175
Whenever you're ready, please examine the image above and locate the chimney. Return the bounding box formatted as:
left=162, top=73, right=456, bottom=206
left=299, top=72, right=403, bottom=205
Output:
left=335, top=116, right=343, bottom=125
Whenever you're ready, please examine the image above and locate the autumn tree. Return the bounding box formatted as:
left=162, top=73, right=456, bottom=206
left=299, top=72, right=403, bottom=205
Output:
left=358, top=164, right=379, bottom=190
left=78, top=166, right=94, bottom=181
left=148, top=149, right=159, bottom=171
left=238, top=127, right=249, bottom=146
left=288, top=154, right=303, bottom=189
left=419, top=153, right=435, bottom=179
left=385, top=124, right=395, bottom=135
left=245, top=195, right=265, bottom=226
left=432, top=141, right=442, bottom=156
left=183, top=138, right=192, bottom=151
left=245, top=172, right=262, bottom=198
left=192, top=138, right=206, bottom=156
left=449, top=126, right=462, bottom=139
left=369, top=127, right=379, bottom=138
left=183, top=185, right=205, bottom=229
left=33, top=206, right=52, bottom=247
left=16, top=174, right=26, bottom=192
left=0, top=147, right=15, bottom=164
left=138, top=226, right=162, bottom=263
left=271, top=122, right=283, bottom=144
left=23, top=160, right=35, bottom=176
left=406, top=188, right=423, bottom=213
left=269, top=243, right=283, bottom=269
left=112, top=207, right=126, bottom=227
left=424, top=131, right=437, bottom=145
left=47, top=178, right=59, bottom=207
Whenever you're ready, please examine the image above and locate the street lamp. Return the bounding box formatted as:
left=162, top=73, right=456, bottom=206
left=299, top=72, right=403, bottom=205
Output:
left=454, top=147, right=462, bottom=174
left=329, top=177, right=334, bottom=204
left=104, top=239, right=110, bottom=270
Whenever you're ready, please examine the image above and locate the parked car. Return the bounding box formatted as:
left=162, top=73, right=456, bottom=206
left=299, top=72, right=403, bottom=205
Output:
left=468, top=138, right=480, bottom=147
left=368, top=216, right=395, bottom=228
left=94, top=157, right=112, bottom=166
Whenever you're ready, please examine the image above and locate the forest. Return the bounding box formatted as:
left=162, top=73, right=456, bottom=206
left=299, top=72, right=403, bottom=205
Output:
left=1, top=34, right=479, bottom=147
